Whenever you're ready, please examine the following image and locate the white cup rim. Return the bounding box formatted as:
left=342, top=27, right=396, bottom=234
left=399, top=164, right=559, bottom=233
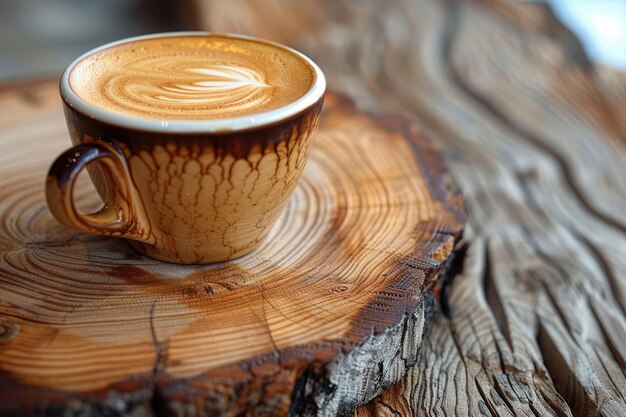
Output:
left=59, top=31, right=326, bottom=134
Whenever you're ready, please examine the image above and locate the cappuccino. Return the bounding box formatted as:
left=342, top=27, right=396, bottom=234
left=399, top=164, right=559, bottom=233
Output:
left=68, top=34, right=316, bottom=120
left=50, top=32, right=325, bottom=263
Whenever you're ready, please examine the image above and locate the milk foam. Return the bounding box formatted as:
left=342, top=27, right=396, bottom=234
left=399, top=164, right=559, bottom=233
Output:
left=68, top=35, right=316, bottom=120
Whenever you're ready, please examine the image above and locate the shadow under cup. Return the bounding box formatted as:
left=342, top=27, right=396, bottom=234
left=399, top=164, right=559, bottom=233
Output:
left=46, top=33, right=326, bottom=264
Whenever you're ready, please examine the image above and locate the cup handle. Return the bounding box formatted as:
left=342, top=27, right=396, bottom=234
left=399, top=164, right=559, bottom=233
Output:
left=46, top=141, right=143, bottom=240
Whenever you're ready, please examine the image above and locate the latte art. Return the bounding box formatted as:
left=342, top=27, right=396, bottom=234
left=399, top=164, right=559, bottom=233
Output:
left=103, top=61, right=273, bottom=118
left=158, top=66, right=267, bottom=101
left=68, top=35, right=316, bottom=120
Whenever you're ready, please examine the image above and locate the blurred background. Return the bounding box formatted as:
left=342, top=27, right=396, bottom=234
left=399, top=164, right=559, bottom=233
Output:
left=0, top=0, right=624, bottom=82
left=0, top=0, right=196, bottom=81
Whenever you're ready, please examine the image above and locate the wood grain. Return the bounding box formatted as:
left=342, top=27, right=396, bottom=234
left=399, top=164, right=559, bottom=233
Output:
left=0, top=81, right=464, bottom=416
left=193, top=0, right=626, bottom=415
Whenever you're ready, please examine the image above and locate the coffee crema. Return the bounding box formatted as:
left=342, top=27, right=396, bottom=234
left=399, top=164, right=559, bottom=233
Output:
left=68, top=35, right=316, bottom=120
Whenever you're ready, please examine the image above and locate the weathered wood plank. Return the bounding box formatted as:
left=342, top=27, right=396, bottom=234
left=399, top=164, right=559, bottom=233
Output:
left=194, top=0, right=626, bottom=415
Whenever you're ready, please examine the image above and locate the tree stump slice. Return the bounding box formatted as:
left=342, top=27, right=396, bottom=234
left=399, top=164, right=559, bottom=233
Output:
left=0, top=80, right=465, bottom=417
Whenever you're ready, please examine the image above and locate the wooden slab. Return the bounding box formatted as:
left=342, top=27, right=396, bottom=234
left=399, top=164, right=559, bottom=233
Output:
left=0, top=81, right=464, bottom=416
left=190, top=0, right=626, bottom=415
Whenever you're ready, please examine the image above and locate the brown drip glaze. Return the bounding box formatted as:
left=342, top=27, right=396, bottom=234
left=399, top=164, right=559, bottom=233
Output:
left=48, top=98, right=323, bottom=264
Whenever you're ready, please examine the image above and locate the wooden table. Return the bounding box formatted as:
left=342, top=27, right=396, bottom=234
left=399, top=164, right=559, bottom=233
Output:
left=1, top=0, right=626, bottom=415
left=189, top=0, right=626, bottom=416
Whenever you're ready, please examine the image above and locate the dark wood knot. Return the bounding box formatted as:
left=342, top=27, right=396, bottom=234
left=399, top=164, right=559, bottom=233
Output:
left=0, top=321, right=19, bottom=342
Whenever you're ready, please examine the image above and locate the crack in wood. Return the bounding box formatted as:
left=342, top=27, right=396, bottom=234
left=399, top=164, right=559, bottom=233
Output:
left=483, top=241, right=513, bottom=351
left=535, top=322, right=591, bottom=417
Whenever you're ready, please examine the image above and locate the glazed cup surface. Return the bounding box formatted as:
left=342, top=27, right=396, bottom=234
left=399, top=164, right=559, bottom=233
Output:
left=46, top=32, right=326, bottom=264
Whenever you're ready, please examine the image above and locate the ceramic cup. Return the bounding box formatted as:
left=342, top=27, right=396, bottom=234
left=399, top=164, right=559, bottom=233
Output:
left=46, top=32, right=326, bottom=264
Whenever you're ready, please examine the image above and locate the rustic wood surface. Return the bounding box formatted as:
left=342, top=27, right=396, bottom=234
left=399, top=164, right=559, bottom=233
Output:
left=0, top=82, right=464, bottom=416
left=193, top=0, right=626, bottom=416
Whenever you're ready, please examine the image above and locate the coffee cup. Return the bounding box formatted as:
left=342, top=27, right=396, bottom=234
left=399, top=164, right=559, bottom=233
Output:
left=46, top=32, right=326, bottom=264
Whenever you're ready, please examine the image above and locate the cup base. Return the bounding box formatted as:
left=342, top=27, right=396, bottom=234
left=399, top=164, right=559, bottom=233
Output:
left=127, top=240, right=262, bottom=265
